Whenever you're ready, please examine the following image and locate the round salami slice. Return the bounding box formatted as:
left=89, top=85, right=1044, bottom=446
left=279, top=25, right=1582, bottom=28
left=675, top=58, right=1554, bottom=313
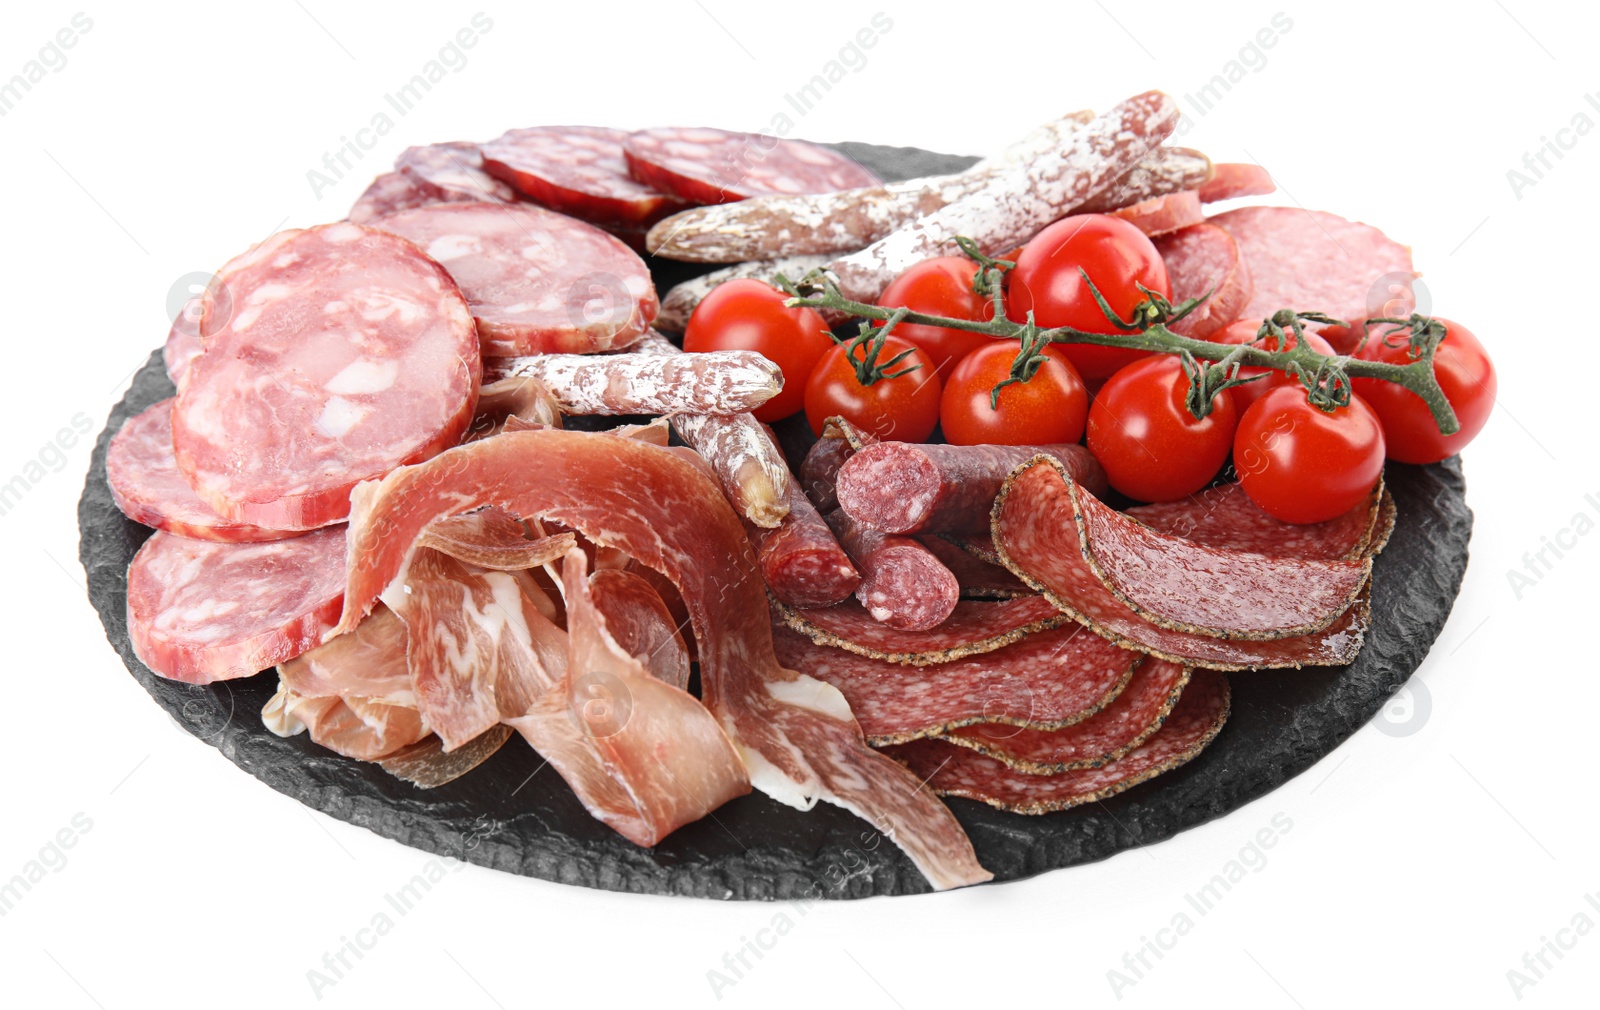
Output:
left=373, top=203, right=659, bottom=356
left=349, top=170, right=457, bottom=225
left=109, top=399, right=296, bottom=542
left=172, top=222, right=480, bottom=530
left=1108, top=189, right=1205, bottom=237
left=162, top=313, right=202, bottom=388
left=623, top=127, right=881, bottom=205
left=127, top=525, right=348, bottom=684
left=482, top=126, right=691, bottom=228
left=395, top=142, right=517, bottom=204
left=1198, top=162, right=1275, bottom=203
left=1153, top=223, right=1253, bottom=339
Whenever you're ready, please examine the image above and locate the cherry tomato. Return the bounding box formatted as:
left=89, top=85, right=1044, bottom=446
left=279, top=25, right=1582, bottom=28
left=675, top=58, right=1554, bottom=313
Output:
left=1008, top=215, right=1171, bottom=383
left=1086, top=355, right=1238, bottom=503
left=939, top=340, right=1088, bottom=445
left=804, top=334, right=941, bottom=441
left=683, top=278, right=833, bottom=422
left=1210, top=319, right=1337, bottom=414
left=1351, top=317, right=1496, bottom=464
left=1234, top=386, right=1386, bottom=524
left=877, top=257, right=997, bottom=376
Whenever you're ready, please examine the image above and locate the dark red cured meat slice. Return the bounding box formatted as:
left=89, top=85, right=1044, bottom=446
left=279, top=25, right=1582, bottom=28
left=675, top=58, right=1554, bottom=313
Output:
left=939, top=659, right=1188, bottom=772
left=171, top=223, right=480, bottom=530
left=749, top=469, right=860, bottom=610
left=919, top=535, right=1031, bottom=599
left=884, top=669, right=1230, bottom=814
left=993, top=458, right=1371, bottom=669
left=108, top=399, right=297, bottom=543
left=348, top=170, right=462, bottom=225
left=1125, top=480, right=1385, bottom=561
left=395, top=142, right=517, bottom=204
left=373, top=202, right=659, bottom=357
left=1209, top=206, right=1414, bottom=353
left=825, top=509, right=958, bottom=632
left=1198, top=163, right=1275, bottom=203
left=776, top=594, right=1070, bottom=666
left=588, top=568, right=692, bottom=691
left=1109, top=190, right=1205, bottom=237
left=127, top=526, right=347, bottom=684
left=623, top=127, right=881, bottom=205
left=481, top=126, right=691, bottom=228
left=1153, top=223, right=1254, bottom=340
left=773, top=622, right=1139, bottom=745
left=836, top=441, right=1109, bottom=535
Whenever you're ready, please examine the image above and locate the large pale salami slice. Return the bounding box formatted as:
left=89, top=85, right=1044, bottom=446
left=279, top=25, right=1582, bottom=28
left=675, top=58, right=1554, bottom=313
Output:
left=395, top=141, right=517, bottom=204
left=884, top=669, right=1230, bottom=814
left=348, top=170, right=461, bottom=225
left=773, top=621, right=1139, bottom=744
left=481, top=126, right=690, bottom=228
left=127, top=525, right=347, bottom=684
left=108, top=399, right=295, bottom=543
left=624, top=127, right=881, bottom=205
left=1125, top=480, right=1387, bottom=561
left=825, top=509, right=958, bottom=631
left=939, top=659, right=1188, bottom=773
left=171, top=223, right=480, bottom=530
left=1209, top=206, right=1414, bottom=352
left=372, top=202, right=658, bottom=357
left=1153, top=223, right=1254, bottom=339
left=162, top=308, right=203, bottom=389
left=775, top=595, right=1070, bottom=666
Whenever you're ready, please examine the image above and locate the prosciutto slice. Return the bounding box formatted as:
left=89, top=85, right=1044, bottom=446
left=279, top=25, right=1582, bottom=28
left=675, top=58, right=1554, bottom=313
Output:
left=419, top=506, right=576, bottom=571
left=336, top=429, right=991, bottom=889
left=587, top=568, right=691, bottom=691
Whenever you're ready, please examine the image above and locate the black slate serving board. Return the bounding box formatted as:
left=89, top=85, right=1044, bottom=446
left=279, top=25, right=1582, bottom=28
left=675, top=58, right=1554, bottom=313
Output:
left=77, top=144, right=1473, bottom=900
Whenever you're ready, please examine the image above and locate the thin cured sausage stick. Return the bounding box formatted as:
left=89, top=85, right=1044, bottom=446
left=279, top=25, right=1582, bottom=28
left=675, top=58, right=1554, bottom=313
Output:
left=483, top=350, right=781, bottom=416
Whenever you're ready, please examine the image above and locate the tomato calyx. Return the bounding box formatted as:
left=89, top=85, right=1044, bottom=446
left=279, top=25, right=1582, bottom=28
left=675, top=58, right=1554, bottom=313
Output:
left=988, top=316, right=1051, bottom=409
left=1176, top=347, right=1260, bottom=420
left=1361, top=312, right=1450, bottom=361
left=1079, top=269, right=1209, bottom=332
left=950, top=236, right=1015, bottom=301
left=839, top=308, right=922, bottom=386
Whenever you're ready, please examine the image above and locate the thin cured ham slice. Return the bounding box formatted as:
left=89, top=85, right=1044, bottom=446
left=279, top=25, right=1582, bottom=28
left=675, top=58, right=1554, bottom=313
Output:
left=171, top=222, right=480, bottom=530
left=419, top=506, right=575, bottom=571
left=465, top=376, right=563, bottom=442
left=264, top=690, right=429, bottom=762
left=336, top=429, right=991, bottom=890
left=126, top=526, right=347, bottom=684
left=481, top=126, right=691, bottom=228
left=776, top=595, right=1070, bottom=666
left=885, top=670, right=1231, bottom=814
left=773, top=622, right=1139, bottom=745
left=372, top=202, right=658, bottom=357
left=1126, top=480, right=1387, bottom=562
left=377, top=726, right=515, bottom=788
left=108, top=399, right=295, bottom=542
left=587, top=568, right=691, bottom=691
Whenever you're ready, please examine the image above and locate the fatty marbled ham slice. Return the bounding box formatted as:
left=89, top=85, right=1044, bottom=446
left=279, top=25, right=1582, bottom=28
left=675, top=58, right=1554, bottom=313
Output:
left=885, top=670, right=1230, bottom=814
left=171, top=222, right=480, bottom=530
left=108, top=399, right=294, bottom=542
left=336, top=429, right=990, bottom=889
left=265, top=691, right=430, bottom=762
left=587, top=568, right=692, bottom=691
left=773, top=622, right=1139, bottom=745
left=126, top=525, right=347, bottom=684
left=776, top=595, right=1070, bottom=666
left=1125, top=480, right=1386, bottom=561
left=938, top=659, right=1189, bottom=773
left=993, top=458, right=1371, bottom=669
left=372, top=203, right=658, bottom=357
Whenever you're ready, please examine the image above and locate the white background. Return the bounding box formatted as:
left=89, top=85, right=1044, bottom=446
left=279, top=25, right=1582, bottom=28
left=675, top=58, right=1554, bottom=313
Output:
left=2, top=1, right=1595, bottom=1007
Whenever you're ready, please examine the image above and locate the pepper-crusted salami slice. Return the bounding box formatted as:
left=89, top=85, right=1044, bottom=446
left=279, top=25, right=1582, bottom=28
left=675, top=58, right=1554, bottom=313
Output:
left=1126, top=480, right=1386, bottom=561
left=885, top=669, right=1230, bottom=814
left=396, top=142, right=517, bottom=204
left=919, top=535, right=1031, bottom=599
left=1153, top=223, right=1254, bottom=340
left=483, top=350, right=780, bottom=415
left=825, top=509, right=958, bottom=631
left=348, top=170, right=460, bottom=225
left=108, top=399, right=296, bottom=542
left=373, top=202, right=658, bottom=357
left=127, top=526, right=348, bottom=684
left=172, top=223, right=480, bottom=530
left=624, top=127, right=881, bottom=205
left=939, top=659, right=1188, bottom=773
left=482, top=126, right=691, bottom=228
left=1198, top=162, right=1275, bottom=203
left=993, top=457, right=1372, bottom=669
left=1109, top=190, right=1205, bottom=237
left=773, top=622, right=1138, bottom=745
left=836, top=441, right=1108, bottom=534
left=776, top=595, right=1070, bottom=666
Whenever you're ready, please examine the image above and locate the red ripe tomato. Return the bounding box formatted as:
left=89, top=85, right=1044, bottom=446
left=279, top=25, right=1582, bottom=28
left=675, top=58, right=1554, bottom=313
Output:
left=1210, top=319, right=1337, bottom=414
left=804, top=334, right=941, bottom=441
left=876, top=257, right=997, bottom=376
left=1085, top=355, right=1238, bottom=503
left=683, top=278, right=833, bottom=422
left=939, top=340, right=1088, bottom=445
left=1234, top=386, right=1386, bottom=524
left=1008, top=215, right=1171, bottom=383
left=1351, top=317, right=1496, bottom=464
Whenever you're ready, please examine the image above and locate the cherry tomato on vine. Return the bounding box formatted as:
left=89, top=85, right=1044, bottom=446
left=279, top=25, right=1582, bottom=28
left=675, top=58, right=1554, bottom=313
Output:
left=1209, top=319, right=1338, bottom=414
left=1350, top=317, right=1496, bottom=464
left=1008, top=215, right=1171, bottom=383
left=683, top=278, right=833, bottom=422
left=1085, top=355, right=1238, bottom=503
left=876, top=257, right=998, bottom=376
left=940, top=340, right=1088, bottom=445
left=1234, top=386, right=1386, bottom=524
left=804, top=334, right=941, bottom=441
